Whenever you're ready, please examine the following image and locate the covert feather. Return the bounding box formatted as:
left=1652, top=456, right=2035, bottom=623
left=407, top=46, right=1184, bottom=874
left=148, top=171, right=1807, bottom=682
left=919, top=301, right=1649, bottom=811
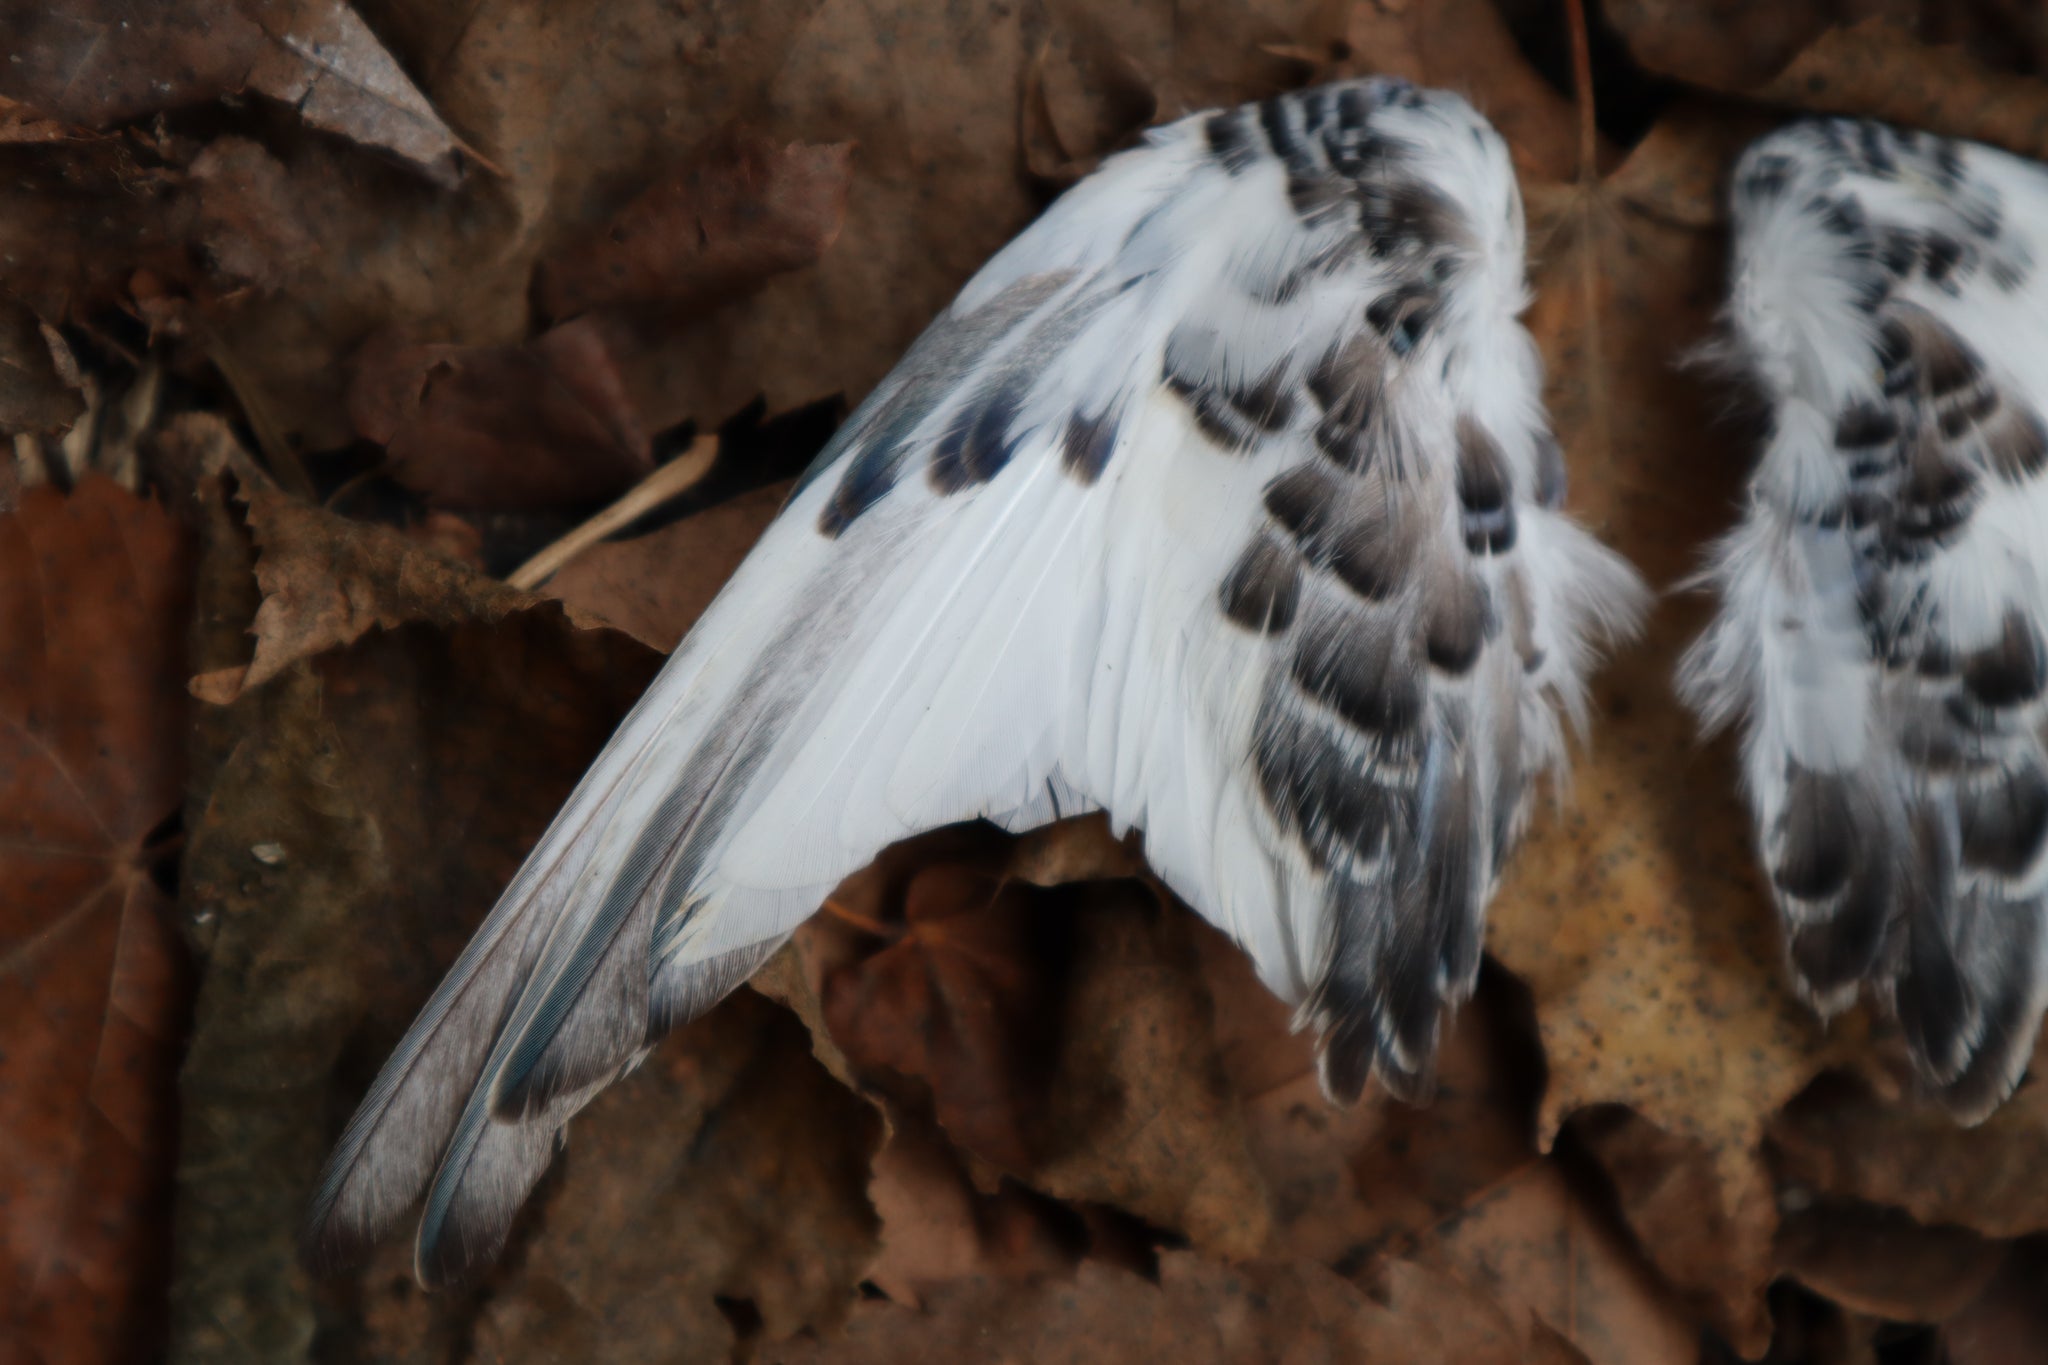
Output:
left=308, top=78, right=1644, bottom=1283
left=1684, top=117, right=2048, bottom=1121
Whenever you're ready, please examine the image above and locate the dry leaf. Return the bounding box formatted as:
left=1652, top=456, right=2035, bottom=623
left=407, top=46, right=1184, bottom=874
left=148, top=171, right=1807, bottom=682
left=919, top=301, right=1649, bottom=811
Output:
left=0, top=0, right=478, bottom=187
left=763, top=1251, right=1558, bottom=1365
left=540, top=479, right=791, bottom=652
left=1418, top=1157, right=1702, bottom=1365
left=1942, top=1240, right=2048, bottom=1365
left=1769, top=1073, right=2048, bottom=1239
left=1752, top=18, right=2048, bottom=162
left=534, top=130, right=855, bottom=321
left=171, top=477, right=662, bottom=1357
left=236, top=483, right=541, bottom=689
left=472, top=993, right=883, bottom=1362
left=821, top=854, right=1270, bottom=1257
left=1774, top=1199, right=2005, bottom=1324
left=346, top=318, right=654, bottom=511
left=0, top=479, right=193, bottom=1365
left=1569, top=1106, right=1778, bottom=1349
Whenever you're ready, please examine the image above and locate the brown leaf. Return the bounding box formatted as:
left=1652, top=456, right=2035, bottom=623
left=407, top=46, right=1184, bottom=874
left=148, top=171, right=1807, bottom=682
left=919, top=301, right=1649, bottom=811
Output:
left=1600, top=0, right=1866, bottom=92
left=346, top=317, right=654, bottom=512
left=1774, top=1199, right=2005, bottom=1324
left=235, top=483, right=538, bottom=690
left=1568, top=1106, right=1778, bottom=1350
left=1, top=0, right=478, bottom=187
left=0, top=478, right=193, bottom=1364
left=861, top=1111, right=1087, bottom=1306
left=1752, top=18, right=2048, bottom=163
left=763, top=1251, right=1561, bottom=1365
left=534, top=130, right=855, bottom=321
left=542, top=479, right=791, bottom=652
left=1418, top=1157, right=1702, bottom=1365
left=0, top=135, right=190, bottom=322
left=1200, top=933, right=1541, bottom=1268
left=1769, top=1072, right=2048, bottom=1240
left=1942, top=1240, right=2048, bottom=1365
left=817, top=826, right=1268, bottom=1258
left=171, top=474, right=664, bottom=1356
left=472, top=993, right=883, bottom=1361
left=824, top=865, right=1067, bottom=1175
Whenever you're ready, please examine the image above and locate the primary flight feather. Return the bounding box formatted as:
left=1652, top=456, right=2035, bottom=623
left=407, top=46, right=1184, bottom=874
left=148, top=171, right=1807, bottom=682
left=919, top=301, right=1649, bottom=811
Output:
left=307, top=77, right=1645, bottom=1284
left=1683, top=117, right=2048, bottom=1120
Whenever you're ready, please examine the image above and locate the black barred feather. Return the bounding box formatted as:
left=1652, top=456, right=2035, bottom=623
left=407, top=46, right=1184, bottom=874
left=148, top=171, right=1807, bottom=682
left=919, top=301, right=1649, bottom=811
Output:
left=1684, top=116, right=2048, bottom=1122
left=307, top=78, right=1643, bottom=1284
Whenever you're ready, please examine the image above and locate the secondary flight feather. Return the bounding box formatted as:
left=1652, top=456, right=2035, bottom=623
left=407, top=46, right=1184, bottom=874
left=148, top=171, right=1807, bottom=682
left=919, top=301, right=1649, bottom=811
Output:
left=308, top=78, right=1645, bottom=1284
left=1683, top=118, right=2048, bottom=1120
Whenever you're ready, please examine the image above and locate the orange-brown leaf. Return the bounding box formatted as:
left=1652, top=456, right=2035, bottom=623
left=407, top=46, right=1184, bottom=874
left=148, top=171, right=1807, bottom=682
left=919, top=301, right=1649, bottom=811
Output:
left=0, top=478, right=193, bottom=1365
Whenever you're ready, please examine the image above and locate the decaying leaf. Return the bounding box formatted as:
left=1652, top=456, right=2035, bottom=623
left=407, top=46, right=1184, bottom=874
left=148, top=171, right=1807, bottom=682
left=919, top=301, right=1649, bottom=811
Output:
left=346, top=318, right=654, bottom=512
left=818, top=835, right=1270, bottom=1258
left=763, top=1252, right=1562, bottom=1365
left=1774, top=1199, right=2005, bottom=1324
left=534, top=131, right=856, bottom=321
left=471, top=993, right=883, bottom=1363
left=1770, top=1073, right=2048, bottom=1240
left=540, top=479, right=791, bottom=652
left=0, top=479, right=193, bottom=1365
left=1, top=0, right=479, bottom=187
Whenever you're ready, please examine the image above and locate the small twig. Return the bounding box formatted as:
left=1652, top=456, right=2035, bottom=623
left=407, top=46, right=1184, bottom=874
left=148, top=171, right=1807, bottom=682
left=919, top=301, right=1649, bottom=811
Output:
left=1564, top=0, right=1598, bottom=190
left=1563, top=0, right=1612, bottom=469
left=506, top=435, right=719, bottom=589
left=817, top=897, right=897, bottom=938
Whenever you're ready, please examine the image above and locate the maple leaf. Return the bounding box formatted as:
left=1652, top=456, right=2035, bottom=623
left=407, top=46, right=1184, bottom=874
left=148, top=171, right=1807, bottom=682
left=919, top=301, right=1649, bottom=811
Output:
left=0, top=479, right=193, bottom=1365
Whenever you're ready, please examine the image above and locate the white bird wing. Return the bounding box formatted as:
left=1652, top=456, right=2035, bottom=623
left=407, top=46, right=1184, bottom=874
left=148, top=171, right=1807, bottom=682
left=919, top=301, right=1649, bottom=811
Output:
left=1683, top=118, right=2048, bottom=1120
left=308, top=78, right=1644, bottom=1283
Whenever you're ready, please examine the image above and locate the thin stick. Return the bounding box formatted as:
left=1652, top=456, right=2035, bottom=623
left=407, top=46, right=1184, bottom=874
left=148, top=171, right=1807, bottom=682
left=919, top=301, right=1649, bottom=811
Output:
left=507, top=435, right=719, bottom=589
left=1562, top=0, right=1611, bottom=468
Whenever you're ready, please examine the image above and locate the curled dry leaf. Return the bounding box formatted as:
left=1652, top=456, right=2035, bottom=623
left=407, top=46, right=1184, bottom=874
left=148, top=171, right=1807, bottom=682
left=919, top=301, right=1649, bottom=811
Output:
left=1769, top=1073, right=2048, bottom=1240
left=347, top=317, right=654, bottom=512
left=1773, top=1199, right=2006, bottom=1324
left=534, top=131, right=855, bottom=321
left=1750, top=19, right=2048, bottom=163
left=0, top=0, right=479, bottom=187
left=0, top=479, right=193, bottom=1365
left=1606, top=7, right=2048, bottom=165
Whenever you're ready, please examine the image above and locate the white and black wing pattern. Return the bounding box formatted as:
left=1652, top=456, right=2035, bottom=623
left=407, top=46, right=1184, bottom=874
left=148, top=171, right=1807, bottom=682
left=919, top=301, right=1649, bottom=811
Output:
left=308, top=78, right=1644, bottom=1283
left=1683, top=119, right=2048, bottom=1120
